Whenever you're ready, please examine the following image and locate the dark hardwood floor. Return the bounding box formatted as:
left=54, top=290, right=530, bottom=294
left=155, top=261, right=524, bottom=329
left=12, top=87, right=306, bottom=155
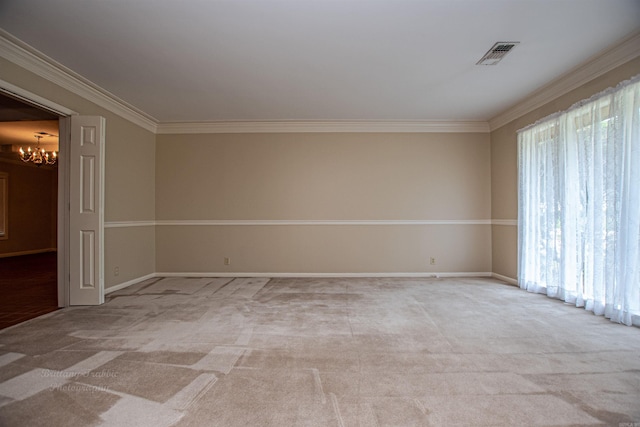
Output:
left=0, top=252, right=59, bottom=329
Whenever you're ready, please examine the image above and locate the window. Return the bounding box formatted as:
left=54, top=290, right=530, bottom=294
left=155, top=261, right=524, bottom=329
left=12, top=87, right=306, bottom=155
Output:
left=517, top=75, right=640, bottom=326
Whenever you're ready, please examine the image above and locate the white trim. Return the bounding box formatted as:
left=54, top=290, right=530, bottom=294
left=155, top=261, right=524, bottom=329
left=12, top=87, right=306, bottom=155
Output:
left=99, top=219, right=523, bottom=228
left=154, top=219, right=492, bottom=226
left=492, top=273, right=518, bottom=286
left=104, top=273, right=157, bottom=294
left=3, top=26, right=637, bottom=137
left=489, top=31, right=640, bottom=131
left=103, top=271, right=516, bottom=294
left=156, top=271, right=493, bottom=279
left=105, top=219, right=496, bottom=228
left=0, top=248, right=57, bottom=258
left=104, top=221, right=156, bottom=228
left=0, top=79, right=77, bottom=116
left=58, top=116, right=71, bottom=307
left=156, top=120, right=490, bottom=134
left=491, top=219, right=518, bottom=226
left=0, top=29, right=158, bottom=133
left=0, top=171, right=6, bottom=240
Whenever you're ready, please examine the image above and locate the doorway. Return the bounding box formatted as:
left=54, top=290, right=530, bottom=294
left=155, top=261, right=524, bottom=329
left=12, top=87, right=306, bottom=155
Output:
left=0, top=92, right=61, bottom=328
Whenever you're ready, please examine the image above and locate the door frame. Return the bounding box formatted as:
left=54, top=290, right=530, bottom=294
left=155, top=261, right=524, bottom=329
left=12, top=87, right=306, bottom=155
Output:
left=57, top=116, right=71, bottom=306
left=0, top=79, right=78, bottom=307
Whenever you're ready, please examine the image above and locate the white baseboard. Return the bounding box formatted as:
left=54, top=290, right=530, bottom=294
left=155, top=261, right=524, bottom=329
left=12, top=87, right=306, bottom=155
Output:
left=105, top=271, right=513, bottom=295
left=492, top=272, right=518, bottom=285
left=155, top=271, right=494, bottom=279
left=104, top=273, right=157, bottom=294
left=0, top=248, right=57, bottom=258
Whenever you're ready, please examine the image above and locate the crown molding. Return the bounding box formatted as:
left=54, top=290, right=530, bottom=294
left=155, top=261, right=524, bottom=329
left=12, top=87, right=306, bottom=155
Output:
left=489, top=31, right=640, bottom=132
left=0, top=29, right=158, bottom=133
left=156, top=120, right=490, bottom=134
left=13, top=23, right=634, bottom=136
left=0, top=30, right=489, bottom=135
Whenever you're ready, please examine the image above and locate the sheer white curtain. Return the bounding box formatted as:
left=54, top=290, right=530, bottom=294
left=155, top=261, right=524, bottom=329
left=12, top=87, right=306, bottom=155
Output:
left=518, top=75, right=640, bottom=326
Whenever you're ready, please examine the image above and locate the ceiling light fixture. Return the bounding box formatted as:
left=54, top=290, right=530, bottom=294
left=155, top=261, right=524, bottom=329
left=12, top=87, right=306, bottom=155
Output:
left=476, top=42, right=519, bottom=65
left=18, top=133, right=57, bottom=166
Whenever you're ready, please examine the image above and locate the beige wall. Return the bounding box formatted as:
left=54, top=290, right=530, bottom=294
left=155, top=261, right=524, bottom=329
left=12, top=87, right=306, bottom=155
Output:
left=156, top=132, right=492, bottom=274
left=102, top=114, right=156, bottom=288
left=490, top=56, right=640, bottom=280
left=0, top=57, right=156, bottom=290
left=4, top=38, right=635, bottom=283
left=104, top=226, right=155, bottom=286
left=0, top=160, right=57, bottom=255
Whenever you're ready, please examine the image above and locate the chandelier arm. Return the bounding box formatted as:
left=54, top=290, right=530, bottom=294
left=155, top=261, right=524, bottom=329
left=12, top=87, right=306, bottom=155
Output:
left=17, top=134, right=58, bottom=166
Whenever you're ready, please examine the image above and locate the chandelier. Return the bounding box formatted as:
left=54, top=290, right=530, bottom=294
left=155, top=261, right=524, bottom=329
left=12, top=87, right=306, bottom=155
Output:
left=19, top=134, right=57, bottom=166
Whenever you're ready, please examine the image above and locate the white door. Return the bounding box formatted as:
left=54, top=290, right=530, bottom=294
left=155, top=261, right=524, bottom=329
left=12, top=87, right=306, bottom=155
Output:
left=69, top=116, right=105, bottom=305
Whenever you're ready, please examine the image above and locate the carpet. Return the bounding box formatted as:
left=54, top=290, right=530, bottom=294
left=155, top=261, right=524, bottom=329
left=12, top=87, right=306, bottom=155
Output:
left=0, top=277, right=639, bottom=426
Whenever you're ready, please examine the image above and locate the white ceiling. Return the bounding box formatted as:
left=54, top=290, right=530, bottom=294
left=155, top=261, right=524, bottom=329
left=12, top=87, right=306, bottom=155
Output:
left=0, top=0, right=639, bottom=123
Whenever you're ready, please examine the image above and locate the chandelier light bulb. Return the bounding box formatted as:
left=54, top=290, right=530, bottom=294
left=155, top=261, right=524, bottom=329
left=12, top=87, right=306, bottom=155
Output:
left=18, top=134, right=58, bottom=166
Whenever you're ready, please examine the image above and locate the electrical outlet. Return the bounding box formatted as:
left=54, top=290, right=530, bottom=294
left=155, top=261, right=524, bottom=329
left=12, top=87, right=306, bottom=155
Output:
left=114, top=266, right=120, bottom=276
left=224, top=257, right=231, bottom=265
left=430, top=257, right=436, bottom=265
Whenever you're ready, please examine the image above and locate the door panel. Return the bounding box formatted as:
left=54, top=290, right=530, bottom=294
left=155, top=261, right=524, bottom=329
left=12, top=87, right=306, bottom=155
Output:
left=69, top=116, right=105, bottom=305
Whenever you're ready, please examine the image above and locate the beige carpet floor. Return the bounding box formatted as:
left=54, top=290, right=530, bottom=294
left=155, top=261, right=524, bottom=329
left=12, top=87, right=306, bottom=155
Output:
left=0, top=277, right=639, bottom=426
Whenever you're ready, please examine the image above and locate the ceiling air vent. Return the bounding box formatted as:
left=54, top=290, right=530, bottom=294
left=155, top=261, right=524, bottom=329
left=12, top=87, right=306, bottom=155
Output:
left=476, top=42, right=519, bottom=65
